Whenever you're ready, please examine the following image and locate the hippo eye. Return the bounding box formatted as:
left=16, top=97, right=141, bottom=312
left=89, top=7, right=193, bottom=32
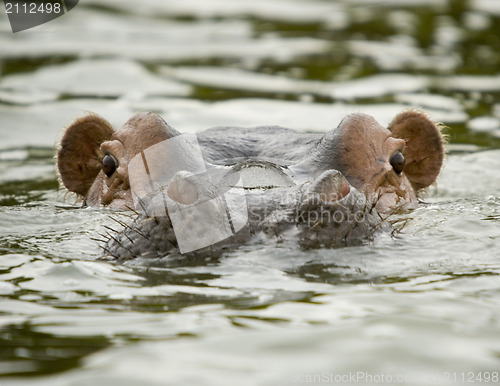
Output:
left=102, top=154, right=117, bottom=178
left=390, top=151, right=405, bottom=175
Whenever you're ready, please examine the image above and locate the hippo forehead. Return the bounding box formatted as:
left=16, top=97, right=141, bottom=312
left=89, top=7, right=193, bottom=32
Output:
left=108, top=112, right=171, bottom=158
left=337, top=113, right=402, bottom=153
left=332, top=113, right=406, bottom=187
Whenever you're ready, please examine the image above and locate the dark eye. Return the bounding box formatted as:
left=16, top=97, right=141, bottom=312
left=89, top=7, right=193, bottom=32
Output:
left=390, top=151, right=405, bottom=175
left=102, top=154, right=117, bottom=178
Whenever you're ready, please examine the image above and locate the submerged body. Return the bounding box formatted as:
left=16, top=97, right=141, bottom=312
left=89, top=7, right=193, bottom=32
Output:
left=57, top=110, right=444, bottom=260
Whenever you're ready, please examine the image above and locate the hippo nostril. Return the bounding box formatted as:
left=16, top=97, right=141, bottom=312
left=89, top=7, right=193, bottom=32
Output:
left=390, top=151, right=405, bottom=175
left=167, top=177, right=198, bottom=205
left=102, top=154, right=118, bottom=178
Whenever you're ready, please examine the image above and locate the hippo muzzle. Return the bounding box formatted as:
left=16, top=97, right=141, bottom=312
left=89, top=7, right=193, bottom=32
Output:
left=103, top=158, right=385, bottom=260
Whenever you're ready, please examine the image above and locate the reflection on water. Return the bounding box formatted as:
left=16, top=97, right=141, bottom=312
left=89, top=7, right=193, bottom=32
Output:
left=1, top=0, right=500, bottom=384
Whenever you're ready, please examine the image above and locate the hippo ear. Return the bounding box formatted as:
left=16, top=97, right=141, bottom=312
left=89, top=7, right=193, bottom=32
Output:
left=57, top=115, right=114, bottom=196
left=388, top=111, right=444, bottom=191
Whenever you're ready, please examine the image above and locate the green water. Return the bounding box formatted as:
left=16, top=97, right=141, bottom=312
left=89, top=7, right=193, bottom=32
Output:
left=1, top=1, right=500, bottom=385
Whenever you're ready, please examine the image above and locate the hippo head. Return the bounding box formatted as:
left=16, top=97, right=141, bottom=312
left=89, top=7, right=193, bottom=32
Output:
left=58, top=110, right=443, bottom=215
left=57, top=110, right=444, bottom=259
left=304, top=111, right=444, bottom=213
left=58, top=112, right=177, bottom=208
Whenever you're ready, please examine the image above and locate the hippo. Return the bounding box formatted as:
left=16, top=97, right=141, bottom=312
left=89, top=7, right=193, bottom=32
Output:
left=57, top=110, right=444, bottom=260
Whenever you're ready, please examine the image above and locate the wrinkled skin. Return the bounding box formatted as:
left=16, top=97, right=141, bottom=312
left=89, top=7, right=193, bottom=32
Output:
left=57, top=110, right=444, bottom=260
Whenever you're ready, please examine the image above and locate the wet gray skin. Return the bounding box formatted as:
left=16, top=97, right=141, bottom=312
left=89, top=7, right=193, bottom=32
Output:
left=57, top=111, right=444, bottom=261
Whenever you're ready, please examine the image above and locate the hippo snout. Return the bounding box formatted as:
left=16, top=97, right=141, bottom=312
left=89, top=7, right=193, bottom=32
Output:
left=103, top=166, right=383, bottom=260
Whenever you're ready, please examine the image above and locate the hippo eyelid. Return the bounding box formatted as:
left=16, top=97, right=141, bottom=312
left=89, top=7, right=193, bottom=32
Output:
left=102, top=153, right=118, bottom=178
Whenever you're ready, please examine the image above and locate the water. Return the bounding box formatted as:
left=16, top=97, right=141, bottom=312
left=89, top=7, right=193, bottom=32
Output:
left=1, top=0, right=500, bottom=384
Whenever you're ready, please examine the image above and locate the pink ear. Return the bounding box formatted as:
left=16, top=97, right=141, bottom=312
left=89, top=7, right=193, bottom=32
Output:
left=388, top=111, right=444, bottom=191
left=58, top=115, right=114, bottom=196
